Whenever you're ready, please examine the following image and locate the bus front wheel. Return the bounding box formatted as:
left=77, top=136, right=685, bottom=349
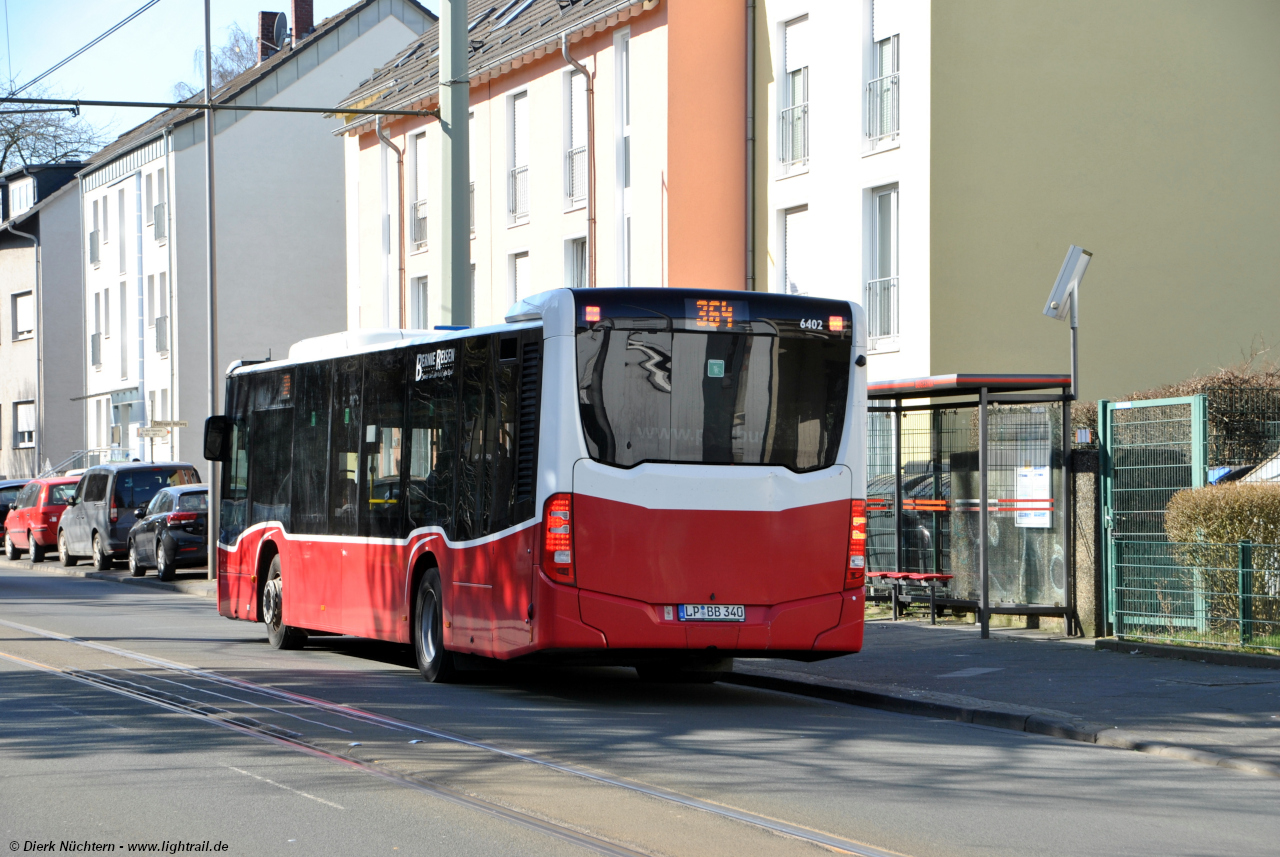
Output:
left=263, top=556, right=307, bottom=650
left=413, top=569, right=456, bottom=683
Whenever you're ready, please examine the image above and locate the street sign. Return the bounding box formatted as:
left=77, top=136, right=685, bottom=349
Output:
left=151, top=420, right=189, bottom=428
left=139, top=427, right=170, bottom=438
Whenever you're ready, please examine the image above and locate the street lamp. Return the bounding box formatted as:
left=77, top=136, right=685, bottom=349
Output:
left=1042, top=244, right=1091, bottom=400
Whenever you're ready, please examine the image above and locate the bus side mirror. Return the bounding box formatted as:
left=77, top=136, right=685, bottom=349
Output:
left=204, top=416, right=231, bottom=462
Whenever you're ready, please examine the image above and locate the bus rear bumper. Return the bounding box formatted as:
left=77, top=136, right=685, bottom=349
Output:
left=534, top=572, right=863, bottom=655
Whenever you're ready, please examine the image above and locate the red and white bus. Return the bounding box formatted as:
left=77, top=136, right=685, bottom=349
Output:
left=205, top=288, right=867, bottom=681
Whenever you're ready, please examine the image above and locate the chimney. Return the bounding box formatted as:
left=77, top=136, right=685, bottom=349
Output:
left=257, top=11, right=281, bottom=64
left=291, top=0, right=313, bottom=46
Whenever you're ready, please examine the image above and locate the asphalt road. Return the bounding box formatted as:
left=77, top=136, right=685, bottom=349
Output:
left=2, top=563, right=1279, bottom=857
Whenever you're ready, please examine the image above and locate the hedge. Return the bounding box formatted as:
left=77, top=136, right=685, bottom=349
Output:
left=1165, top=482, right=1280, bottom=546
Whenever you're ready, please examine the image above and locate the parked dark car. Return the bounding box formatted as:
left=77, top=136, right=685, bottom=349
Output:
left=127, top=484, right=209, bottom=580
left=4, top=476, right=79, bottom=562
left=0, top=478, right=31, bottom=543
left=58, top=463, right=201, bottom=570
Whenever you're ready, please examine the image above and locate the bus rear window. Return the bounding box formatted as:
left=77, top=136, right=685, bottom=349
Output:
left=576, top=329, right=849, bottom=471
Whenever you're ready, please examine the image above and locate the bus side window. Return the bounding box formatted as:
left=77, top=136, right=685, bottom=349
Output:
left=291, top=361, right=332, bottom=535
left=488, top=336, right=520, bottom=533
left=406, top=348, right=459, bottom=536
left=454, top=336, right=490, bottom=542
left=249, top=370, right=294, bottom=529
left=328, top=356, right=363, bottom=537
left=220, top=377, right=251, bottom=545
left=359, top=350, right=407, bottom=539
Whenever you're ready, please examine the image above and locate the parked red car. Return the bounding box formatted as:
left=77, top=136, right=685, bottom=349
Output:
left=5, top=476, right=80, bottom=563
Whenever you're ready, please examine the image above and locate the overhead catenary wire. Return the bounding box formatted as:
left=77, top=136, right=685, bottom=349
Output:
left=0, top=95, right=438, bottom=118
left=13, top=0, right=163, bottom=94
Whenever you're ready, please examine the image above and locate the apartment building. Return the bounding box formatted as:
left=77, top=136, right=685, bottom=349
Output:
left=337, top=0, right=747, bottom=330
left=78, top=0, right=435, bottom=463
left=758, top=0, right=1280, bottom=400
left=0, top=164, right=84, bottom=477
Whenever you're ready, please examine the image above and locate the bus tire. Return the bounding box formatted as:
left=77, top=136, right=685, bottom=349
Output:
left=263, top=556, right=307, bottom=650
left=413, top=569, right=456, bottom=683
left=58, top=530, right=77, bottom=567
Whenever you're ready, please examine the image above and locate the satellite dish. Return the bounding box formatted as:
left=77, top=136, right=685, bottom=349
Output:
left=273, top=12, right=288, bottom=51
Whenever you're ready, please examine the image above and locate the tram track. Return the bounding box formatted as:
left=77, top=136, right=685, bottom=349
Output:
left=0, top=617, right=905, bottom=857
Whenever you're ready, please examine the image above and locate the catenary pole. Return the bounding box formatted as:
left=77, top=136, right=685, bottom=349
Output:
left=204, top=0, right=219, bottom=581
left=440, top=0, right=471, bottom=326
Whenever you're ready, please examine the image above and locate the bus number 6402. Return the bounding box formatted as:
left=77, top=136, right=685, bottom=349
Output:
left=800, top=318, right=824, bottom=331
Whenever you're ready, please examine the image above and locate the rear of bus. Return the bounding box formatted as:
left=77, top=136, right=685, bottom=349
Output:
left=523, top=288, right=866, bottom=664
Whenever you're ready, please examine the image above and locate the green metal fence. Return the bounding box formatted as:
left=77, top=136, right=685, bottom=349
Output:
left=1113, top=540, right=1280, bottom=652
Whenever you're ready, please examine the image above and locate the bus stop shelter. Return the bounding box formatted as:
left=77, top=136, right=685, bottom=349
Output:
left=866, top=374, right=1078, bottom=638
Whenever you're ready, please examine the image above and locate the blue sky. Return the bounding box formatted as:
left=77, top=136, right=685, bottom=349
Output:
left=2, top=0, right=438, bottom=141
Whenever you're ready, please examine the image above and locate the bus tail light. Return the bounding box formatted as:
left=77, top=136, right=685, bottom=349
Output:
left=543, top=493, right=575, bottom=585
left=846, top=499, right=867, bottom=589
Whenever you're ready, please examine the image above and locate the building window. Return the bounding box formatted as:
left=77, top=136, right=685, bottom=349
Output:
left=412, top=133, right=428, bottom=249
left=145, top=174, right=154, bottom=225
left=780, top=17, right=809, bottom=169
left=117, top=189, right=126, bottom=274
left=101, top=195, right=109, bottom=243
left=509, top=92, right=529, bottom=221
left=103, top=289, right=110, bottom=338
left=566, top=237, right=587, bottom=289
left=154, top=167, right=167, bottom=240
left=160, top=388, right=170, bottom=422
left=867, top=34, right=899, bottom=147
left=147, top=275, right=155, bottom=326
left=782, top=207, right=809, bottom=296
left=14, top=401, right=35, bottom=448
left=867, top=184, right=899, bottom=351
left=566, top=70, right=587, bottom=208
left=510, top=251, right=531, bottom=303
left=12, top=291, right=34, bottom=340
left=615, top=29, right=632, bottom=287
left=411, top=276, right=429, bottom=330
left=156, top=272, right=168, bottom=354
left=119, top=282, right=127, bottom=378
left=95, top=399, right=103, bottom=447
left=90, top=200, right=101, bottom=266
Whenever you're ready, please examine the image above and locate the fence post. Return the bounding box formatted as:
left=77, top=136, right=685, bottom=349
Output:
left=1239, top=540, right=1253, bottom=646
left=1110, top=538, right=1120, bottom=638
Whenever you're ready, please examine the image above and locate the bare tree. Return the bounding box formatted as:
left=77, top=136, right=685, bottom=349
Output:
left=0, top=80, right=106, bottom=172
left=173, top=23, right=258, bottom=101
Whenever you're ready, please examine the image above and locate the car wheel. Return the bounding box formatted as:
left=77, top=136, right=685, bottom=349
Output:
left=128, top=540, right=145, bottom=577
left=4, top=533, right=20, bottom=561
left=58, top=530, right=77, bottom=567
left=156, top=540, right=174, bottom=582
left=263, top=556, right=307, bottom=650
left=92, top=532, right=113, bottom=571
left=413, top=567, right=456, bottom=683
left=29, top=532, right=44, bottom=563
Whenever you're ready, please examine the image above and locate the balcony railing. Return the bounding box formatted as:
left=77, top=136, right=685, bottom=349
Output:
left=411, top=200, right=428, bottom=248
left=779, top=103, right=809, bottom=168
left=509, top=166, right=529, bottom=219
left=155, top=315, right=168, bottom=354
left=89, top=230, right=100, bottom=265
left=865, top=277, right=899, bottom=350
left=866, top=72, right=900, bottom=146
left=90, top=332, right=102, bottom=367
left=153, top=203, right=166, bottom=240
left=565, top=146, right=587, bottom=206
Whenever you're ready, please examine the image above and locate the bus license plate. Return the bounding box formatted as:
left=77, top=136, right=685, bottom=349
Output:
left=678, top=604, right=745, bottom=622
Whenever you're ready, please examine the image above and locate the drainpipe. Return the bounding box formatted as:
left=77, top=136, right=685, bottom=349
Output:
left=3, top=222, right=41, bottom=476
left=745, top=0, right=756, bottom=291
left=563, top=32, right=596, bottom=288
left=134, top=171, right=147, bottom=460
left=375, top=115, right=406, bottom=327
left=163, top=126, right=176, bottom=461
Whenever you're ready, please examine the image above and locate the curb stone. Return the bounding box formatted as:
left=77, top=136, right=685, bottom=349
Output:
left=1095, top=637, right=1280, bottom=671
left=723, top=668, right=1280, bottom=779
left=3, top=556, right=215, bottom=598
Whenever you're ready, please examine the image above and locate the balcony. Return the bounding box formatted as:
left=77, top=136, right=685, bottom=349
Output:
left=778, top=103, right=809, bottom=169
left=866, top=72, right=900, bottom=147
left=865, top=277, right=899, bottom=351
left=411, top=200, right=428, bottom=249
left=565, top=146, right=586, bottom=207
left=155, top=315, right=168, bottom=354
left=89, top=230, right=100, bottom=266
left=90, top=332, right=102, bottom=367
left=509, top=166, right=529, bottom=220
left=153, top=203, right=166, bottom=240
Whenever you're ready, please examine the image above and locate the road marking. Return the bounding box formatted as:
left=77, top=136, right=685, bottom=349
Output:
left=225, top=765, right=345, bottom=809
left=936, top=667, right=1005, bottom=678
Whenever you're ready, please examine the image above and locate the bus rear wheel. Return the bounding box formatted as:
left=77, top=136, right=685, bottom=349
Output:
left=413, top=569, right=456, bottom=683
left=263, top=556, right=307, bottom=650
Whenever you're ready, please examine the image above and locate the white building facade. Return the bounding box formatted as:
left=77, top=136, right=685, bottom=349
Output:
left=78, top=0, right=434, bottom=463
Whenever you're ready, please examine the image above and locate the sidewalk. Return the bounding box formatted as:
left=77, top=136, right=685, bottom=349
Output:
left=731, top=618, right=1280, bottom=776
left=3, top=555, right=215, bottom=597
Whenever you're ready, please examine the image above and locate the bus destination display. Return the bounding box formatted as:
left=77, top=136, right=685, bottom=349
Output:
left=685, top=298, right=748, bottom=330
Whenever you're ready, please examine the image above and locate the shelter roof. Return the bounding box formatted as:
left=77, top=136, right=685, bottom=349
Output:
left=868, top=374, right=1073, bottom=400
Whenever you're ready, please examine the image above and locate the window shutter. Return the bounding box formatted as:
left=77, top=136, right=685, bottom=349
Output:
left=414, top=134, right=429, bottom=202
left=570, top=72, right=587, bottom=149
left=513, top=92, right=529, bottom=168
left=17, top=403, right=35, bottom=433
left=513, top=252, right=531, bottom=301
left=784, top=207, right=809, bottom=296
left=14, top=293, right=33, bottom=334
left=785, top=17, right=808, bottom=74
left=872, top=0, right=900, bottom=43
